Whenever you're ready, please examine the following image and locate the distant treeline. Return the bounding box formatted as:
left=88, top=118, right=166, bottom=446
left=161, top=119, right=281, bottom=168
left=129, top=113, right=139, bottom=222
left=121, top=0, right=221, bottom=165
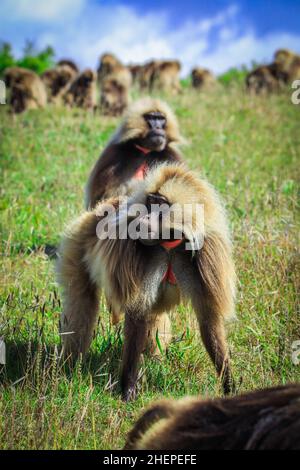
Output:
left=0, top=41, right=55, bottom=77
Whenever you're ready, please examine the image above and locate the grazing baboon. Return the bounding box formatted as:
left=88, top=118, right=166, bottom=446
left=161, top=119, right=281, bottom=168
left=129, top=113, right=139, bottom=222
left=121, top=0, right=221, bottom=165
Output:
left=100, top=75, right=129, bottom=116
left=191, top=67, right=216, bottom=90
left=4, top=66, right=47, bottom=113
left=63, top=69, right=97, bottom=110
left=97, top=53, right=121, bottom=83
left=246, top=65, right=282, bottom=94
left=57, top=59, right=79, bottom=73
left=58, top=164, right=236, bottom=400
left=138, top=60, right=160, bottom=90
left=97, top=53, right=132, bottom=89
left=85, top=97, right=184, bottom=209
left=151, top=60, right=181, bottom=93
left=274, top=48, right=300, bottom=83
left=125, top=384, right=300, bottom=450
left=41, top=65, right=77, bottom=104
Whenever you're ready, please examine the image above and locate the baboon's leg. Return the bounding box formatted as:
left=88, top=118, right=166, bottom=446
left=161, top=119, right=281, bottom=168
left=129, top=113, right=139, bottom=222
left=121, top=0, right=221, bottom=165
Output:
left=146, top=313, right=172, bottom=356
left=121, top=314, right=149, bottom=401
left=193, top=232, right=236, bottom=394
left=196, top=305, right=233, bottom=394
left=59, top=234, right=100, bottom=359
left=61, top=278, right=99, bottom=359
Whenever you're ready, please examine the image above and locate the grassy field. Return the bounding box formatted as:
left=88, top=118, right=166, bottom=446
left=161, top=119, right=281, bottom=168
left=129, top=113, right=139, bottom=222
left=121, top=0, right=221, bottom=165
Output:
left=0, top=85, right=299, bottom=449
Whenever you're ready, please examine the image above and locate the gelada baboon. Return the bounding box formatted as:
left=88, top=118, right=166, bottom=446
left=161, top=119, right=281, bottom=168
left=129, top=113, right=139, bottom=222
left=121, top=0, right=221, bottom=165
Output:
left=4, top=66, right=47, bottom=113
left=97, top=53, right=132, bottom=88
left=274, top=48, right=300, bottom=83
left=125, top=384, right=300, bottom=450
left=151, top=60, right=181, bottom=93
left=191, top=67, right=216, bottom=90
left=85, top=97, right=184, bottom=209
left=63, top=69, right=97, bottom=110
left=246, top=65, right=282, bottom=95
left=57, top=59, right=79, bottom=73
left=100, top=75, right=129, bottom=116
left=58, top=164, right=236, bottom=400
left=41, top=64, right=77, bottom=104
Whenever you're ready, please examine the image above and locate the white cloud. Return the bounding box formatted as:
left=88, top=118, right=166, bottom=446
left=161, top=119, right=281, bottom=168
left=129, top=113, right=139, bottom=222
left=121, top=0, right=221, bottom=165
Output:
left=0, top=0, right=84, bottom=22
left=1, top=0, right=300, bottom=76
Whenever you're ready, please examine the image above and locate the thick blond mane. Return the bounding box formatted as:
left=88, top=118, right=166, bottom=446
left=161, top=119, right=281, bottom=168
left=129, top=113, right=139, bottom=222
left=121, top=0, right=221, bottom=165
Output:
left=114, top=97, right=183, bottom=145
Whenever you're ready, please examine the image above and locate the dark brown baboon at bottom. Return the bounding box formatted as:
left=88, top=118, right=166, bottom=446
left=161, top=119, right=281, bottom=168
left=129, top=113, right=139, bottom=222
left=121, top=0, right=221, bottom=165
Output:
left=63, top=69, right=97, bottom=110
left=4, top=66, right=47, bottom=113
left=125, top=384, right=300, bottom=449
left=58, top=164, right=236, bottom=401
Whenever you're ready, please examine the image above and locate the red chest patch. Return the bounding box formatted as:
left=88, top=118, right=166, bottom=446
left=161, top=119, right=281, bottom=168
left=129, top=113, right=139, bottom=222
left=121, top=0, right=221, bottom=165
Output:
left=134, top=162, right=148, bottom=180
left=162, top=262, right=177, bottom=285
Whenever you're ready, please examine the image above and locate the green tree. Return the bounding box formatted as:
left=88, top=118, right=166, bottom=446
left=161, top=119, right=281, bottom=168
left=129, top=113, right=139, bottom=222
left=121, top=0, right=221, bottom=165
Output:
left=0, top=42, right=15, bottom=76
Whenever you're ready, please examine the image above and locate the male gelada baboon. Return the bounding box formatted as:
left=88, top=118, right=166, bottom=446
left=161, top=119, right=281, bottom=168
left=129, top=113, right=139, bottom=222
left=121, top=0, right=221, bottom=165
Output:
left=125, top=384, right=300, bottom=449
left=63, top=69, right=97, bottom=110
left=246, top=65, right=282, bottom=95
left=97, top=53, right=132, bottom=89
left=191, top=67, right=216, bottom=90
left=274, top=48, right=300, bottom=83
left=41, top=64, right=77, bottom=104
left=85, top=97, right=184, bottom=209
left=4, top=66, right=47, bottom=113
left=100, top=75, right=129, bottom=116
left=58, top=164, right=236, bottom=400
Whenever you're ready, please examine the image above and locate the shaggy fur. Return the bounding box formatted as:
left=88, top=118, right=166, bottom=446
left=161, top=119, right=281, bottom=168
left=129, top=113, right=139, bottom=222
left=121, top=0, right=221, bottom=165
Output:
left=57, top=59, right=79, bottom=73
left=85, top=97, right=184, bottom=209
left=63, top=69, right=97, bottom=110
left=100, top=75, right=129, bottom=116
left=191, top=68, right=216, bottom=90
left=58, top=164, right=236, bottom=399
left=4, top=66, right=47, bottom=113
left=151, top=60, right=181, bottom=94
left=124, top=384, right=300, bottom=450
left=41, top=65, right=77, bottom=104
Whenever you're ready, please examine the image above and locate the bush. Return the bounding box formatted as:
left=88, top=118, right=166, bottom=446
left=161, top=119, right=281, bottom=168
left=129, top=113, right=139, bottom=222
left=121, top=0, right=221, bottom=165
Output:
left=0, top=40, right=55, bottom=77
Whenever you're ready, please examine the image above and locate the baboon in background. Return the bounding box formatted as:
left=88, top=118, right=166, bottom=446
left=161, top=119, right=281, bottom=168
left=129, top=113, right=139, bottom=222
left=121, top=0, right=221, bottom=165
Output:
left=41, top=64, right=77, bottom=104
left=58, top=164, right=236, bottom=400
left=274, top=48, right=300, bottom=83
left=191, top=67, right=216, bottom=90
left=246, top=65, right=282, bottom=95
left=57, top=59, right=79, bottom=73
left=4, top=66, right=47, bottom=113
left=125, top=384, right=300, bottom=450
left=100, top=75, right=129, bottom=116
left=138, top=60, right=160, bottom=90
left=97, top=53, right=121, bottom=83
left=85, top=97, right=184, bottom=208
left=63, top=69, right=97, bottom=110
left=97, top=53, right=132, bottom=89
left=151, top=60, right=181, bottom=93
left=128, top=64, right=143, bottom=86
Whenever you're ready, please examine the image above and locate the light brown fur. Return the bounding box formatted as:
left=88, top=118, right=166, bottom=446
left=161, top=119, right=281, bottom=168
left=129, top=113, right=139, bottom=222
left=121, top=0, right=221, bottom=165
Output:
left=41, top=65, right=77, bottom=104
left=191, top=67, right=216, bottom=90
left=4, top=66, right=47, bottom=113
left=58, top=164, right=236, bottom=399
left=63, top=69, right=97, bottom=110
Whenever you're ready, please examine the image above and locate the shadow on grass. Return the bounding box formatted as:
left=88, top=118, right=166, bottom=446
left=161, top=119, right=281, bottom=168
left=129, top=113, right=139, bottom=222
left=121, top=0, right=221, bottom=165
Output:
left=0, top=332, right=124, bottom=395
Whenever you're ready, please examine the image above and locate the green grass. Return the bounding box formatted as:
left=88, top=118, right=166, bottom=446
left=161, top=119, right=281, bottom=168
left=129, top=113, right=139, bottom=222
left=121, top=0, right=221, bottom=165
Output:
left=0, top=86, right=299, bottom=449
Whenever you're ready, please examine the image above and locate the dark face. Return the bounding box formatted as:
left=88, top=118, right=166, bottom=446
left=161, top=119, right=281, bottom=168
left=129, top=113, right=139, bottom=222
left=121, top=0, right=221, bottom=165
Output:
left=139, top=112, right=167, bottom=151
left=137, top=193, right=183, bottom=246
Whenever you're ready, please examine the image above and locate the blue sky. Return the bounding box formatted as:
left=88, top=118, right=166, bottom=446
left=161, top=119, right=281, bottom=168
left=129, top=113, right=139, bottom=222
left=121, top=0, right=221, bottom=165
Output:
left=1, top=0, right=300, bottom=75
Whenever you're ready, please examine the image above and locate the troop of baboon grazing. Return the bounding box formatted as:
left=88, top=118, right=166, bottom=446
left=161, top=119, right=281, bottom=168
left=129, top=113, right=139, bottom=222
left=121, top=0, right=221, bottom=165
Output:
left=3, top=48, right=299, bottom=114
